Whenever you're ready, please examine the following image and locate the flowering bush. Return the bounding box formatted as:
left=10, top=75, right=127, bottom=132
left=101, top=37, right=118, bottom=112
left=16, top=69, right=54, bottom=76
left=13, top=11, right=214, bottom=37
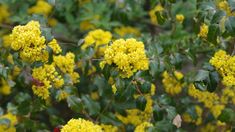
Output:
left=0, top=0, right=235, bottom=131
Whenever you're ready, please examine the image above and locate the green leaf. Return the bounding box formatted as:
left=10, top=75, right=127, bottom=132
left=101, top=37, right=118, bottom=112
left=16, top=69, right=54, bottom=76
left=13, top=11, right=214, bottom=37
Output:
left=195, top=70, right=209, bottom=81
left=207, top=71, right=219, bottom=92
left=67, top=95, right=83, bottom=113
left=153, top=105, right=165, bottom=121
left=228, top=0, right=235, bottom=11
left=17, top=101, right=31, bottom=115
left=100, top=113, right=122, bottom=126
left=159, top=94, right=175, bottom=105
left=166, top=106, right=177, bottom=120
left=140, top=82, right=151, bottom=94
left=46, top=46, right=53, bottom=64
left=81, top=95, right=100, bottom=116
left=136, top=96, right=147, bottom=111
left=207, top=24, right=219, bottom=44
left=156, top=11, right=167, bottom=25
left=218, top=108, right=235, bottom=123
left=211, top=10, right=226, bottom=24
left=41, top=27, right=53, bottom=41
left=168, top=0, right=176, bottom=3
left=224, top=17, right=235, bottom=37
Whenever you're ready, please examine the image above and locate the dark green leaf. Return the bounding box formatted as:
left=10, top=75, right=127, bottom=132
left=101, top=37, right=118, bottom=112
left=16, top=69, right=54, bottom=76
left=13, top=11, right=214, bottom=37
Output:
left=136, top=96, right=147, bottom=111
left=81, top=95, right=100, bottom=116
left=67, top=95, right=83, bottom=113
left=207, top=24, right=219, bottom=44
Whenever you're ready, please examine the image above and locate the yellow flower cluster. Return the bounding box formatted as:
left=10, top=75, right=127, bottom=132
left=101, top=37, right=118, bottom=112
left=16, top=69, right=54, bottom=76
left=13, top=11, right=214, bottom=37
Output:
left=100, top=38, right=149, bottom=78
left=54, top=52, right=80, bottom=84
left=188, top=84, right=219, bottom=108
left=114, top=26, right=140, bottom=37
left=221, top=86, right=235, bottom=104
left=210, top=50, right=235, bottom=104
left=0, top=4, right=10, bottom=23
left=10, top=20, right=48, bottom=62
left=48, top=39, right=62, bottom=54
left=210, top=50, right=235, bottom=87
left=182, top=105, right=202, bottom=125
left=218, top=1, right=235, bottom=16
left=188, top=84, right=225, bottom=118
left=116, top=95, right=153, bottom=126
left=0, top=113, right=17, bottom=132
left=32, top=64, right=64, bottom=100
left=61, top=118, right=102, bottom=132
left=57, top=90, right=69, bottom=101
left=82, top=29, right=112, bottom=51
left=176, top=14, right=184, bottom=24
left=2, top=34, right=12, bottom=48
left=0, top=78, right=11, bottom=95
left=210, top=104, right=225, bottom=118
left=100, top=124, right=118, bottom=132
left=198, top=23, right=208, bottom=38
left=28, top=0, right=52, bottom=17
left=80, top=20, right=96, bottom=31
left=134, top=122, right=153, bottom=132
left=162, top=71, right=184, bottom=95
left=149, top=4, right=164, bottom=24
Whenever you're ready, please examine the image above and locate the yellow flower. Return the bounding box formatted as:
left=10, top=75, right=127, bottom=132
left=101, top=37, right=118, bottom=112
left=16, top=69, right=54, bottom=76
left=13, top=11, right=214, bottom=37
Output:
left=112, top=84, right=117, bottom=94
left=0, top=112, right=17, bottom=132
left=100, top=124, right=118, bottom=132
left=7, top=54, right=14, bottom=64
left=114, top=26, right=140, bottom=37
left=80, top=20, right=96, bottom=31
left=0, top=4, right=10, bottom=23
left=82, top=29, right=112, bottom=56
left=210, top=104, right=225, bottom=118
left=0, top=78, right=11, bottom=95
left=32, top=64, right=64, bottom=99
left=57, top=90, right=69, bottom=101
left=149, top=4, right=164, bottom=25
left=116, top=95, right=153, bottom=126
left=54, top=52, right=80, bottom=84
left=48, top=39, right=62, bottom=54
left=182, top=105, right=202, bottom=125
left=13, top=66, right=21, bottom=77
left=2, top=34, right=12, bottom=47
left=10, top=20, right=48, bottom=62
left=101, top=38, right=149, bottom=78
left=150, top=83, right=156, bottom=96
left=218, top=1, right=235, bottom=16
left=61, top=118, right=102, bottom=132
left=54, top=53, right=76, bottom=73
left=90, top=91, right=99, bottom=100
left=201, top=123, right=216, bottom=132
left=162, top=71, right=184, bottom=95
left=210, top=50, right=235, bottom=87
left=176, top=14, right=184, bottom=24
left=48, top=18, right=58, bottom=27
left=134, top=122, right=153, bottom=132
left=198, top=23, right=208, bottom=38
left=188, top=84, right=219, bottom=108
left=28, top=0, right=52, bottom=17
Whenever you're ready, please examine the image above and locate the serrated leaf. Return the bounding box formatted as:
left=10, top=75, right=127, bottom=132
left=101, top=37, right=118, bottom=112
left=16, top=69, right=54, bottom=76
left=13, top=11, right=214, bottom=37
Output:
left=81, top=95, right=100, bottom=116
left=211, top=10, right=226, bottom=24
left=136, top=96, right=147, bottom=111
left=207, top=24, right=219, bottom=44
left=67, top=95, right=83, bottom=113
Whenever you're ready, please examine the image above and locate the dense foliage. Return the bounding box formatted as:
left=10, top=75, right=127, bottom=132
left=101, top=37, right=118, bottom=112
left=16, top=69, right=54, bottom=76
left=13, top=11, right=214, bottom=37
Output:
left=0, top=0, right=235, bottom=131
